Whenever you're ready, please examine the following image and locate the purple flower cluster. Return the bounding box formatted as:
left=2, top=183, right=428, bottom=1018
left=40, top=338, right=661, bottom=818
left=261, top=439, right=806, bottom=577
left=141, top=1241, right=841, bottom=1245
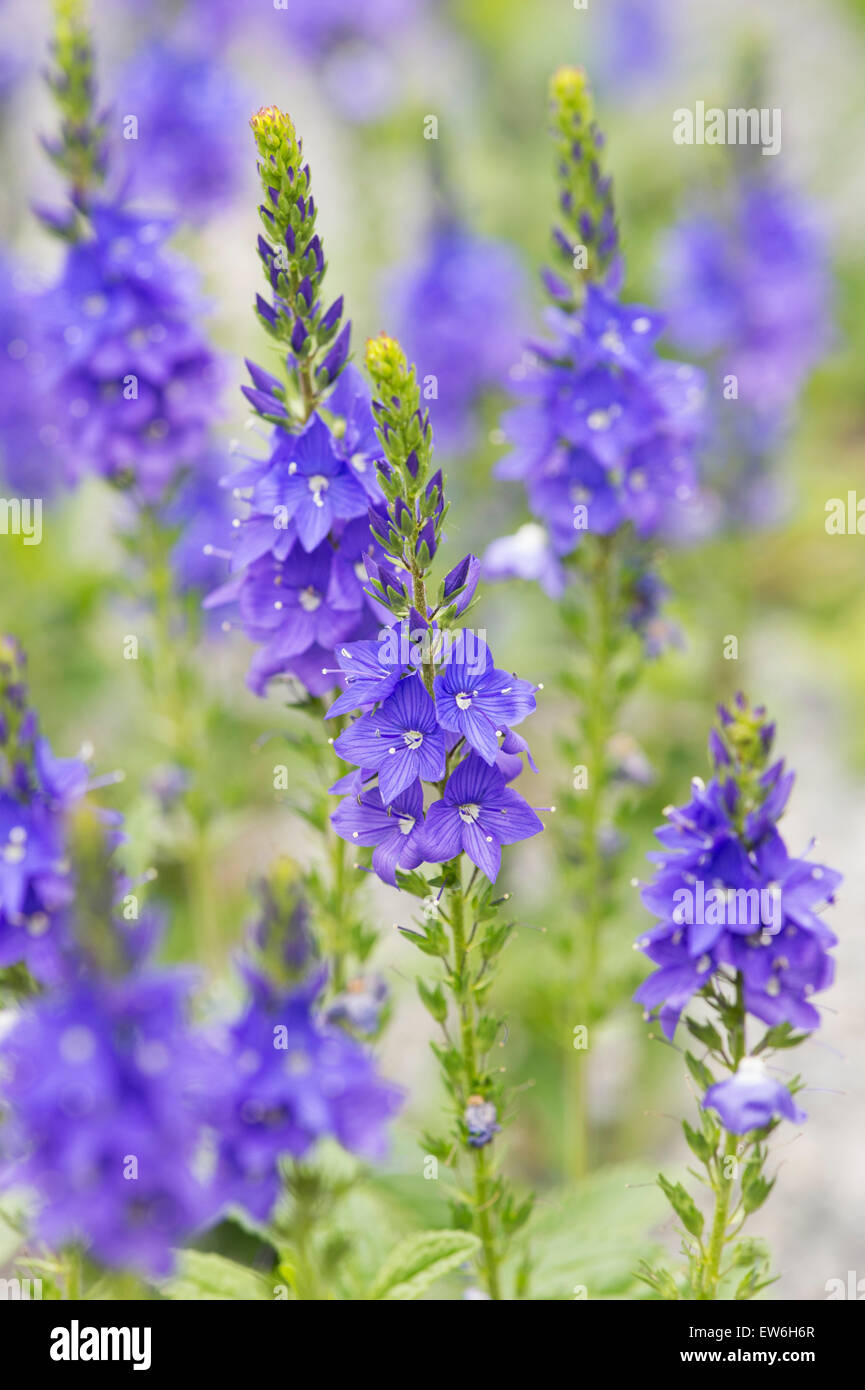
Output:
left=206, top=369, right=385, bottom=695
left=660, top=176, right=832, bottom=521
left=329, top=618, right=543, bottom=885
left=634, top=696, right=839, bottom=1043
left=0, top=257, right=60, bottom=496
left=40, top=203, right=223, bottom=505
left=387, top=223, right=528, bottom=452
left=114, top=41, right=247, bottom=219
left=277, top=0, right=422, bottom=59
left=496, top=283, right=705, bottom=558
left=0, top=969, right=219, bottom=1276
left=212, top=967, right=402, bottom=1220
left=0, top=638, right=95, bottom=983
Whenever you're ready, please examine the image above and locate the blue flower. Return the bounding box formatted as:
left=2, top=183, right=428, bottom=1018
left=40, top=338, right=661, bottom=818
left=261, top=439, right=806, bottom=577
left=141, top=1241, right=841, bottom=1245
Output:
left=660, top=176, right=831, bottom=523
left=635, top=697, right=839, bottom=1041
left=421, top=753, right=543, bottom=883
left=387, top=221, right=528, bottom=452
left=331, top=779, right=426, bottom=885
left=464, top=1096, right=501, bottom=1148
left=434, top=641, right=536, bottom=766
left=498, top=284, right=705, bottom=554
left=42, top=202, right=222, bottom=503
left=212, top=969, right=402, bottom=1221
left=703, top=1058, right=806, bottom=1134
left=0, top=970, right=220, bottom=1275
left=333, top=675, right=447, bottom=804
left=251, top=416, right=369, bottom=552
left=114, top=42, right=247, bottom=219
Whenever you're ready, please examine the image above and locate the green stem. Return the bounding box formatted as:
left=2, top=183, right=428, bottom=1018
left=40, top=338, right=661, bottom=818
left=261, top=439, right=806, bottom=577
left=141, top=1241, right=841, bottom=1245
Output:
left=447, top=860, right=502, bottom=1301
left=566, top=534, right=617, bottom=1181
left=701, top=974, right=746, bottom=1300
left=138, top=506, right=218, bottom=966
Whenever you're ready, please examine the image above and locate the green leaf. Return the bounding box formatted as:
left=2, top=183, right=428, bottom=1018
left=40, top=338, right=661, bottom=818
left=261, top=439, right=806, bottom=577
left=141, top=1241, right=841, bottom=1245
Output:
left=368, top=1229, right=481, bottom=1301
left=682, top=1120, right=715, bottom=1163
left=658, top=1174, right=704, bottom=1239
left=417, top=977, right=448, bottom=1023
left=684, top=1051, right=715, bottom=1091
left=686, top=1018, right=724, bottom=1053
left=159, top=1251, right=273, bottom=1301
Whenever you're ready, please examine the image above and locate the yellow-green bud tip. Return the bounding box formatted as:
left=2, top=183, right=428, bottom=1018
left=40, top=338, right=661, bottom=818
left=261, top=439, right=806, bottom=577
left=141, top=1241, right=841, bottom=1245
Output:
left=549, top=66, right=594, bottom=125
left=364, top=331, right=406, bottom=379
left=250, top=105, right=296, bottom=150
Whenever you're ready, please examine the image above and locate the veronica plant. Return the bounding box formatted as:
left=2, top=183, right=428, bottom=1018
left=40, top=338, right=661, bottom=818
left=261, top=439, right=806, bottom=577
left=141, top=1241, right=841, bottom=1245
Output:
left=327, top=333, right=544, bottom=1299
left=36, top=0, right=235, bottom=961
left=486, top=68, right=705, bottom=1178
left=0, top=634, right=122, bottom=995
left=635, top=697, right=839, bottom=1299
left=206, top=104, right=387, bottom=993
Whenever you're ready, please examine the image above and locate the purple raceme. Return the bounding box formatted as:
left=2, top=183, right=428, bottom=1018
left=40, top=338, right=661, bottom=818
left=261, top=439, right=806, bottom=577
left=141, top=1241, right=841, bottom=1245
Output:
left=205, top=107, right=383, bottom=698
left=328, top=332, right=543, bottom=1299
left=212, top=965, right=402, bottom=1221
left=636, top=696, right=840, bottom=1301
left=634, top=696, right=838, bottom=1043
left=0, top=966, right=221, bottom=1277
left=0, top=636, right=119, bottom=985
left=114, top=40, right=247, bottom=220
left=41, top=202, right=223, bottom=505
left=660, top=175, right=832, bottom=525
left=482, top=67, right=706, bottom=1182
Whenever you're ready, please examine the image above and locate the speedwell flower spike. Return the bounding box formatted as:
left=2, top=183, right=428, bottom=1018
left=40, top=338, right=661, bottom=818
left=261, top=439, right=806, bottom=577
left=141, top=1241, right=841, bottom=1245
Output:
left=636, top=697, right=839, bottom=1301
left=327, top=332, right=543, bottom=1298
left=485, top=66, right=706, bottom=1183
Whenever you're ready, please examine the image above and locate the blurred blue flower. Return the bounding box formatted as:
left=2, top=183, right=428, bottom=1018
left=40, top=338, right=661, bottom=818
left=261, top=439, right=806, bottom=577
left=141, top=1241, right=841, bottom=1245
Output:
left=114, top=41, right=247, bottom=219
left=0, top=968, right=220, bottom=1276
left=498, top=283, right=705, bottom=555
left=40, top=202, right=223, bottom=505
left=660, top=175, right=832, bottom=523
left=387, top=222, right=529, bottom=452
left=703, top=1057, right=806, bottom=1134
left=213, top=968, right=402, bottom=1220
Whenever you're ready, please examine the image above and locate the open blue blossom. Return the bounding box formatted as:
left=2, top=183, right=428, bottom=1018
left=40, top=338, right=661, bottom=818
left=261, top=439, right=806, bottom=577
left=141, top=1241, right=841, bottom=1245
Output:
left=41, top=203, right=222, bottom=503
left=387, top=221, right=528, bottom=451
left=331, top=779, right=426, bottom=885
left=251, top=416, right=369, bottom=552
left=334, top=675, right=447, bottom=805
left=703, top=1057, right=806, bottom=1135
left=0, top=969, right=220, bottom=1276
left=421, top=753, right=543, bottom=884
left=434, top=641, right=536, bottom=765
left=213, top=968, right=402, bottom=1221
left=635, top=697, right=839, bottom=1041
